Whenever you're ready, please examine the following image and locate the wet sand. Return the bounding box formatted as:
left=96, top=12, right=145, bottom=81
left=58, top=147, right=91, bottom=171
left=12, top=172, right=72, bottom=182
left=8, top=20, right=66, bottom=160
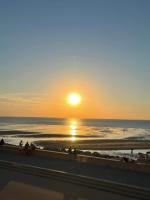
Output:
left=34, top=139, right=150, bottom=150
left=1, top=130, right=150, bottom=150
left=0, top=130, right=38, bottom=135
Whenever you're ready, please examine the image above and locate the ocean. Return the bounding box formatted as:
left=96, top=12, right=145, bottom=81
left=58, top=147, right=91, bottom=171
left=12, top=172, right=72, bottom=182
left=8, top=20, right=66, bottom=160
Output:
left=0, top=117, right=150, bottom=145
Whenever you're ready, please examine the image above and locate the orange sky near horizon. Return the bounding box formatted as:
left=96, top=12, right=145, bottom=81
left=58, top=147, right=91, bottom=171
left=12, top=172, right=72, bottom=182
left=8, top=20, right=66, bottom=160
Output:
left=0, top=85, right=150, bottom=120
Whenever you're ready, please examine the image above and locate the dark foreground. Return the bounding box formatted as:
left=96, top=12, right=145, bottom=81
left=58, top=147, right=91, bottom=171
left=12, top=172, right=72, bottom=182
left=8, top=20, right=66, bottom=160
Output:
left=0, top=167, right=136, bottom=200
left=0, top=151, right=150, bottom=189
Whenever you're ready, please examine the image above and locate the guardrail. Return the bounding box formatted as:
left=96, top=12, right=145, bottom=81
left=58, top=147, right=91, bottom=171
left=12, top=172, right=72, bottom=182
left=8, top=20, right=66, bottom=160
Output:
left=1, top=144, right=150, bottom=174
left=0, top=159, right=150, bottom=200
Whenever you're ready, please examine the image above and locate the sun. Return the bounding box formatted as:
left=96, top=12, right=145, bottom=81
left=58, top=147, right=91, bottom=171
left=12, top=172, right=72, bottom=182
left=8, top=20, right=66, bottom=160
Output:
left=67, top=93, right=81, bottom=106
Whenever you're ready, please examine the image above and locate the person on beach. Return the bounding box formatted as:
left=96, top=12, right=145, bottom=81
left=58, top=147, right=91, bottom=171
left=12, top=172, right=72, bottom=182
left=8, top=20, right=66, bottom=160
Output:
left=0, top=138, right=4, bottom=145
left=19, top=140, right=23, bottom=148
left=31, top=143, right=36, bottom=151
left=0, top=139, right=5, bottom=152
left=68, top=146, right=72, bottom=154
left=18, top=140, right=23, bottom=153
left=131, top=149, right=134, bottom=156
left=24, top=141, right=29, bottom=149
left=73, top=148, right=77, bottom=156
left=24, top=142, right=30, bottom=155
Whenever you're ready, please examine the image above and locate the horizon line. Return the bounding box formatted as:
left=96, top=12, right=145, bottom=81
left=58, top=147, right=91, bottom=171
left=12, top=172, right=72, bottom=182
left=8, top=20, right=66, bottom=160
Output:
left=0, top=115, right=150, bottom=121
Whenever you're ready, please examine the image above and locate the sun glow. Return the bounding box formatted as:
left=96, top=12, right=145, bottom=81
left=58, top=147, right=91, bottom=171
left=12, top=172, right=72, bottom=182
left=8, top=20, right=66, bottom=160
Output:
left=67, top=93, right=81, bottom=106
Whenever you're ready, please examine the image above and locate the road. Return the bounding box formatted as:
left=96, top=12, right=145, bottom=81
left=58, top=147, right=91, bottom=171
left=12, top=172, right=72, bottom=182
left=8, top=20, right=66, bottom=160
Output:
left=0, top=167, right=137, bottom=200
left=0, top=150, right=150, bottom=189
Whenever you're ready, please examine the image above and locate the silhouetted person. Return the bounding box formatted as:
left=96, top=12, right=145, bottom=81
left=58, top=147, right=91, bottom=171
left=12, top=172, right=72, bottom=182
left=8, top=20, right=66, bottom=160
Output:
left=0, top=138, right=4, bottom=145
left=131, top=149, right=134, bottom=156
left=73, top=148, right=77, bottom=156
left=31, top=143, right=36, bottom=151
left=25, top=141, right=29, bottom=148
left=18, top=140, right=23, bottom=154
left=19, top=140, right=23, bottom=148
left=24, top=142, right=30, bottom=155
left=68, top=146, right=72, bottom=154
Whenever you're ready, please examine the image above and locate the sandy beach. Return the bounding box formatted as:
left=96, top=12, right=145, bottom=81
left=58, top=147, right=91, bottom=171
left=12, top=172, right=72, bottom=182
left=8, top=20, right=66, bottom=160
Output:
left=34, top=139, right=150, bottom=151
left=1, top=130, right=150, bottom=151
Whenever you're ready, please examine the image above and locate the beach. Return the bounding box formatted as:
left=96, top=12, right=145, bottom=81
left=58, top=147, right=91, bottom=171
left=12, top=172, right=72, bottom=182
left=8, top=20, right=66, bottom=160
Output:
left=34, top=139, right=150, bottom=151
left=0, top=117, right=150, bottom=157
left=1, top=130, right=150, bottom=151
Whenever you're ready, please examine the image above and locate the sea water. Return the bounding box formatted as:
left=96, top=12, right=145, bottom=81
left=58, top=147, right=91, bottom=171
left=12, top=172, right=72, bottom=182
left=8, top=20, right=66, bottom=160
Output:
left=0, top=117, right=150, bottom=143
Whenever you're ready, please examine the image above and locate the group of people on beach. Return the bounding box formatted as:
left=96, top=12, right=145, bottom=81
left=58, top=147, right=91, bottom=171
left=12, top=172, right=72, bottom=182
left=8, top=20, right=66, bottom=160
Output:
left=19, top=140, right=36, bottom=155
left=0, top=138, right=36, bottom=155
left=68, top=146, right=78, bottom=156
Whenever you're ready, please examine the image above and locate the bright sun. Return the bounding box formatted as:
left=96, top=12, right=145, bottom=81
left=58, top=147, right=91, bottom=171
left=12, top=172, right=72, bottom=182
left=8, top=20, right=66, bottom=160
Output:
left=67, top=93, right=81, bottom=106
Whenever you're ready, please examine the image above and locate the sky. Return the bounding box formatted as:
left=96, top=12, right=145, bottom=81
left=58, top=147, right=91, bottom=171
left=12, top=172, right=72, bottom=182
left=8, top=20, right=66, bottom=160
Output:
left=0, top=0, right=150, bottom=119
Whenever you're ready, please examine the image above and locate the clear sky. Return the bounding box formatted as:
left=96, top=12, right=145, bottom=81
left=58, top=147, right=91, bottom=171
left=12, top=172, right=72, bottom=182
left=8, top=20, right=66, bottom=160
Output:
left=0, top=0, right=150, bottom=119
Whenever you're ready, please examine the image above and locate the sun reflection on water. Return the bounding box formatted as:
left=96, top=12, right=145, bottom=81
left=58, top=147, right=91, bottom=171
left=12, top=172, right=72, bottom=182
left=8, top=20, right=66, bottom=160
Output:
left=71, top=136, right=76, bottom=141
left=69, top=119, right=78, bottom=141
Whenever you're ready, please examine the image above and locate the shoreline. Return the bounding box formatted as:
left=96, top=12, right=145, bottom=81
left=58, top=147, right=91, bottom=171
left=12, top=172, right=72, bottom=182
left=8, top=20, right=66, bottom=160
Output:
left=34, top=140, right=150, bottom=151
left=1, top=130, right=150, bottom=151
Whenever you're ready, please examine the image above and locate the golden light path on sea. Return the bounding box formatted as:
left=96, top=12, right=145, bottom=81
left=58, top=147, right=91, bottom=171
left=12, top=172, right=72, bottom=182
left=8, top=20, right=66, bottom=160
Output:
left=69, top=119, right=78, bottom=141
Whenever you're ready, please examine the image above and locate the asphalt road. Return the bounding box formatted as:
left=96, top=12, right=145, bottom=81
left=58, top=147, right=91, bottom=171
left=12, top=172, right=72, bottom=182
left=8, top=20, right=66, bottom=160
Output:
left=0, top=151, right=150, bottom=189
left=0, top=168, right=136, bottom=200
